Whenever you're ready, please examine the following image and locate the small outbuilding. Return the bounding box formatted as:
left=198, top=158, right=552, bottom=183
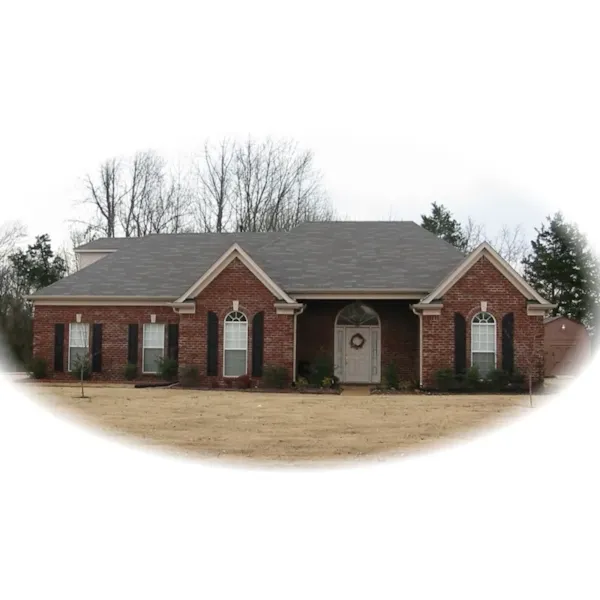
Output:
left=544, top=315, right=591, bottom=377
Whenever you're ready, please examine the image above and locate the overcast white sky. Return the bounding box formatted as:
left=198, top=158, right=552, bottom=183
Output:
left=2, top=1, right=599, bottom=253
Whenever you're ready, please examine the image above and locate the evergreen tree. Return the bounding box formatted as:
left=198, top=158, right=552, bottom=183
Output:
left=420, top=202, right=467, bottom=251
left=522, top=212, right=599, bottom=331
left=9, top=234, right=67, bottom=295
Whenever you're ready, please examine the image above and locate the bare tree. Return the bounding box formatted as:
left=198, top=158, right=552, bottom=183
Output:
left=0, top=222, right=26, bottom=263
left=462, top=217, right=485, bottom=253
left=192, top=139, right=235, bottom=233
left=492, top=224, right=528, bottom=271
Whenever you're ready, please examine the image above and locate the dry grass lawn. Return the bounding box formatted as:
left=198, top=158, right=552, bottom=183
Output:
left=25, top=384, right=545, bottom=463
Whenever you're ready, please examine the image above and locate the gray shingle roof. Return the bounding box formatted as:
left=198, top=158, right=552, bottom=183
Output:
left=34, top=222, right=465, bottom=298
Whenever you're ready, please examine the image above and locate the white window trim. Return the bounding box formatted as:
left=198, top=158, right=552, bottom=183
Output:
left=470, top=312, right=497, bottom=373
left=142, top=323, right=165, bottom=374
left=223, top=311, right=248, bottom=378
left=67, top=322, right=90, bottom=372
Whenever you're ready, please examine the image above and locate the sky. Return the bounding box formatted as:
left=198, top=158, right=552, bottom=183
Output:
left=2, top=1, right=599, bottom=255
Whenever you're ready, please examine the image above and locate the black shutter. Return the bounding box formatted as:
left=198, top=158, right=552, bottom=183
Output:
left=454, top=312, right=466, bottom=374
left=207, top=311, right=218, bottom=376
left=91, top=324, right=102, bottom=372
left=127, top=324, right=139, bottom=365
left=54, top=324, right=65, bottom=372
left=502, top=312, right=515, bottom=374
left=252, top=311, right=264, bottom=377
left=168, top=324, right=179, bottom=362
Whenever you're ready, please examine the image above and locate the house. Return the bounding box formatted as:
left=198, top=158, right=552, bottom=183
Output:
left=29, top=221, right=555, bottom=387
left=544, top=315, right=591, bottom=377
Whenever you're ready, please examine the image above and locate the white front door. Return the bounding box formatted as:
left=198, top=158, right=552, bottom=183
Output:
left=344, top=327, right=372, bottom=383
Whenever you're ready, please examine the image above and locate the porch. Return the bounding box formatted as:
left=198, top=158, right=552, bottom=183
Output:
left=295, top=300, right=420, bottom=385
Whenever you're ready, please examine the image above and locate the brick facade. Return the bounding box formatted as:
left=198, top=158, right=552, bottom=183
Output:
left=32, top=255, right=545, bottom=388
left=421, top=255, right=545, bottom=386
left=32, top=258, right=294, bottom=384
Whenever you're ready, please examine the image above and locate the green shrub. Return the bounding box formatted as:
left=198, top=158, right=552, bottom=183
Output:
left=123, top=363, right=138, bottom=381
left=263, top=364, right=289, bottom=389
left=180, top=366, right=200, bottom=387
left=27, top=356, right=48, bottom=379
left=509, top=369, right=525, bottom=386
left=156, top=356, right=178, bottom=381
left=322, top=376, right=334, bottom=388
left=486, top=368, right=509, bottom=391
left=71, top=355, right=91, bottom=380
left=295, top=376, right=309, bottom=390
left=383, top=362, right=400, bottom=389
left=434, top=368, right=455, bottom=391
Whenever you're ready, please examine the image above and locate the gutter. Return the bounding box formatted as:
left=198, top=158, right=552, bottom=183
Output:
left=292, top=303, right=306, bottom=382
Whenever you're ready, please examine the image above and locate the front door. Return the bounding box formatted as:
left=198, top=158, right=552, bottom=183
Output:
left=344, top=327, right=371, bottom=383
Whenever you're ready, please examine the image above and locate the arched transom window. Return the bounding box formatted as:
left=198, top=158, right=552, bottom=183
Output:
left=224, top=311, right=248, bottom=377
left=336, top=302, right=380, bottom=326
left=471, top=312, right=496, bottom=376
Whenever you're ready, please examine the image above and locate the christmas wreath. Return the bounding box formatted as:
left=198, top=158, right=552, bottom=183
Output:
left=349, top=333, right=366, bottom=350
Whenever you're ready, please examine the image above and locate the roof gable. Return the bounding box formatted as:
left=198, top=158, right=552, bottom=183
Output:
left=175, top=243, right=295, bottom=304
left=420, top=242, right=553, bottom=306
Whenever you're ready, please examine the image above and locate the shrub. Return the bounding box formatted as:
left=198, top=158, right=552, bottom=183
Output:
left=235, top=374, right=252, bottom=389
left=383, top=362, right=400, bottom=389
left=509, top=369, right=525, bottom=386
left=434, top=368, right=455, bottom=391
left=71, top=355, right=91, bottom=380
left=27, top=356, right=48, bottom=379
left=224, top=378, right=233, bottom=388
left=123, top=363, right=138, bottom=381
left=322, top=376, right=334, bottom=388
left=156, top=356, right=178, bottom=381
left=295, top=376, right=309, bottom=390
left=263, top=364, right=289, bottom=389
left=465, top=365, right=481, bottom=390
left=486, top=368, right=509, bottom=391
left=180, top=366, right=200, bottom=387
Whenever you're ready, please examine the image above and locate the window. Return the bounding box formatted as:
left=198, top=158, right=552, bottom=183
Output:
left=69, top=323, right=89, bottom=371
left=143, top=323, right=165, bottom=373
left=336, top=302, right=380, bottom=326
left=471, top=312, right=496, bottom=377
left=224, top=311, right=248, bottom=377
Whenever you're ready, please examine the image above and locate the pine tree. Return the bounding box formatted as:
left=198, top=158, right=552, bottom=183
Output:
left=420, top=202, right=467, bottom=251
left=522, top=212, right=599, bottom=332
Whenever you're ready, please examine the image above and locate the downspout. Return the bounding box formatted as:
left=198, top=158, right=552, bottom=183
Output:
left=293, top=304, right=306, bottom=382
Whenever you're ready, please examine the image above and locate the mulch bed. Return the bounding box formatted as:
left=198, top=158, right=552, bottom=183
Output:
left=173, top=384, right=342, bottom=394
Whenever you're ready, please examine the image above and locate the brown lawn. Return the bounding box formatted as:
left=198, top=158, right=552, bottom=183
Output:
left=24, top=384, right=545, bottom=463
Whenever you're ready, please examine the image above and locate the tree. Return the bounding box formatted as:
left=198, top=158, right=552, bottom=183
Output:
left=9, top=234, right=67, bottom=296
left=421, top=202, right=467, bottom=251
left=193, top=136, right=335, bottom=233
left=522, top=212, right=599, bottom=332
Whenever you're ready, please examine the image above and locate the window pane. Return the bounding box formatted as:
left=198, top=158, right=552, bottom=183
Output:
left=143, top=324, right=164, bottom=349
left=69, top=346, right=88, bottom=371
left=143, top=348, right=164, bottom=373
left=472, top=352, right=495, bottom=377
left=224, top=350, right=247, bottom=377
left=224, top=321, right=247, bottom=350
left=70, top=323, right=89, bottom=348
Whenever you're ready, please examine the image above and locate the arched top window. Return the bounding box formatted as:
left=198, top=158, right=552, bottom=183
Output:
left=336, top=302, right=380, bottom=326
left=225, top=311, right=247, bottom=323
left=224, top=311, right=248, bottom=377
left=471, top=311, right=496, bottom=376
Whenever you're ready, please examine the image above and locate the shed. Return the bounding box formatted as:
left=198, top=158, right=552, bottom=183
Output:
left=544, top=315, right=591, bottom=377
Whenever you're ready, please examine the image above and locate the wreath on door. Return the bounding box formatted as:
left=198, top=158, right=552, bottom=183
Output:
left=349, top=333, right=366, bottom=350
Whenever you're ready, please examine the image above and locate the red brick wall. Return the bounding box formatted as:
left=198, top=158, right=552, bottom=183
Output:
left=179, top=257, right=294, bottom=384
left=296, top=300, right=419, bottom=382
left=32, top=306, right=177, bottom=381
left=421, top=255, right=545, bottom=386
left=32, top=257, right=295, bottom=383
